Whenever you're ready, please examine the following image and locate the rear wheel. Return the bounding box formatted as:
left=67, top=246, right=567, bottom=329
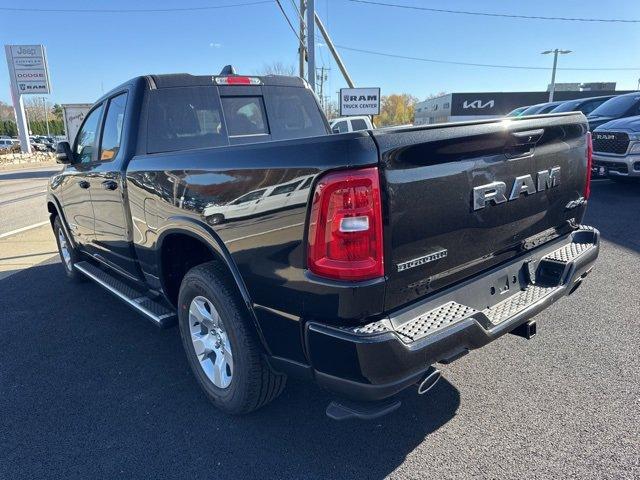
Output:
left=178, top=262, right=286, bottom=414
left=53, top=216, right=83, bottom=282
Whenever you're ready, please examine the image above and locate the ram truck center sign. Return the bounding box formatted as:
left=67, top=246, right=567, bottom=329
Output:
left=5, top=44, right=51, bottom=94
left=339, top=88, right=380, bottom=116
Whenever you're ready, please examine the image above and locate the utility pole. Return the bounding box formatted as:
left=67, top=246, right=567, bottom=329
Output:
left=316, top=66, right=328, bottom=110
left=306, top=0, right=315, bottom=92
left=542, top=49, right=572, bottom=102
left=43, top=97, right=50, bottom=137
left=314, top=12, right=355, bottom=88
left=298, top=0, right=306, bottom=79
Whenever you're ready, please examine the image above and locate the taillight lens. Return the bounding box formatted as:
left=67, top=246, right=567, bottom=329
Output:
left=584, top=132, right=593, bottom=199
left=214, top=76, right=261, bottom=85
left=307, top=167, right=384, bottom=281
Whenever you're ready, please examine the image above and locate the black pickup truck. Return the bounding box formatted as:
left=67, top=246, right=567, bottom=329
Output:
left=48, top=70, right=599, bottom=419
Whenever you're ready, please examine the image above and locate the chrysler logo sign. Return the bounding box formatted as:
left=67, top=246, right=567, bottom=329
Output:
left=463, top=99, right=495, bottom=109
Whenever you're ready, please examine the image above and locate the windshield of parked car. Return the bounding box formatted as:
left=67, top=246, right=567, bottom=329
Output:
left=550, top=100, right=581, bottom=113
left=590, top=95, right=640, bottom=117
left=519, top=104, right=545, bottom=116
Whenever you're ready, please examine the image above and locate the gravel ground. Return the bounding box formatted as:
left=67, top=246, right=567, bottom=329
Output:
left=0, top=179, right=638, bottom=479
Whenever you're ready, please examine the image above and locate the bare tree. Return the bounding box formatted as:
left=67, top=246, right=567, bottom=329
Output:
left=257, top=62, right=297, bottom=76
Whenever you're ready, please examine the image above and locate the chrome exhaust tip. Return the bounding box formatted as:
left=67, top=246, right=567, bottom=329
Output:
left=417, top=367, right=442, bottom=395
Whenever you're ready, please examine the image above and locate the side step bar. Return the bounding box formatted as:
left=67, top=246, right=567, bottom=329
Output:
left=74, top=261, right=177, bottom=328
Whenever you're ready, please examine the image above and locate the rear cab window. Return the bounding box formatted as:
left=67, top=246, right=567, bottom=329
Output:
left=145, top=79, right=328, bottom=154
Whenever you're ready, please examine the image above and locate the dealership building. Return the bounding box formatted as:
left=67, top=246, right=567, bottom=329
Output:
left=414, top=84, right=631, bottom=125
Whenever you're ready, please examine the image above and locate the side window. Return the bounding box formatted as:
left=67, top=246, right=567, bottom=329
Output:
left=350, top=119, right=369, bottom=131
left=221, top=96, right=268, bottom=137
left=99, top=92, right=128, bottom=162
left=74, top=104, right=104, bottom=164
left=299, top=176, right=313, bottom=189
left=269, top=180, right=303, bottom=196
left=232, top=189, right=266, bottom=205
left=333, top=121, right=348, bottom=133
left=147, top=86, right=227, bottom=154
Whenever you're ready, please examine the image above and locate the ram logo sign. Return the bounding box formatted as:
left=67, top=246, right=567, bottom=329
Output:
left=463, top=99, right=495, bottom=109
left=339, top=87, right=381, bottom=116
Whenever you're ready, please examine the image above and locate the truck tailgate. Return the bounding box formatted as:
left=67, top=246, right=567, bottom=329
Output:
left=372, top=113, right=589, bottom=311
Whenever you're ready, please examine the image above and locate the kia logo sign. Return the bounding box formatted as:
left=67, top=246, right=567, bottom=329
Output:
left=463, top=99, right=495, bottom=109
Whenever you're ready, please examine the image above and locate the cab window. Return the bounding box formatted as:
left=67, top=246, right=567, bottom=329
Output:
left=269, top=180, right=303, bottom=196
left=333, top=121, right=348, bottom=133
left=221, top=96, right=268, bottom=137
left=99, top=92, right=128, bottom=162
left=350, top=118, right=369, bottom=131
left=74, top=104, right=104, bottom=164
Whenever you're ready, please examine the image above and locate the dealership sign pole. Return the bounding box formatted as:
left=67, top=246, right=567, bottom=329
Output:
left=4, top=45, right=51, bottom=154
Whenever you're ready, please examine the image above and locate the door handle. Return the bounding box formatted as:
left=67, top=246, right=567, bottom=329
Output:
left=78, top=180, right=90, bottom=189
left=102, top=180, right=118, bottom=191
left=505, top=129, right=545, bottom=159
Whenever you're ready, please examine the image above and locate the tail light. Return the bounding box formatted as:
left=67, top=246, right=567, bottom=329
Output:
left=584, top=132, right=593, bottom=199
left=307, top=167, right=384, bottom=281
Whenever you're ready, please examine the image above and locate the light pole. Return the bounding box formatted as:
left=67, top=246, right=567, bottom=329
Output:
left=541, top=49, right=572, bottom=102
left=43, top=97, right=50, bottom=137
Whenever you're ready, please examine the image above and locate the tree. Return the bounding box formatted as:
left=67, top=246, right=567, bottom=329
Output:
left=374, top=94, right=418, bottom=127
left=52, top=104, right=63, bottom=119
left=257, top=62, right=297, bottom=76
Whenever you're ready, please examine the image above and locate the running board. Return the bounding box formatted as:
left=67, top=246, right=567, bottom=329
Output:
left=74, top=261, right=177, bottom=328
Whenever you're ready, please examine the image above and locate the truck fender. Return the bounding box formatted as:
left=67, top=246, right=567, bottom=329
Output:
left=156, top=216, right=272, bottom=356
left=46, top=193, right=77, bottom=249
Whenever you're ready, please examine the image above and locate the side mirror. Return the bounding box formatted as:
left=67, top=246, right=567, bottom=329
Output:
left=55, top=141, right=73, bottom=164
left=332, top=127, right=341, bottom=134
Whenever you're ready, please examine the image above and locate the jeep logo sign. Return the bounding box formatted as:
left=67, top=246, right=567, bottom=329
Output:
left=463, top=99, right=495, bottom=109
left=339, top=87, right=381, bottom=116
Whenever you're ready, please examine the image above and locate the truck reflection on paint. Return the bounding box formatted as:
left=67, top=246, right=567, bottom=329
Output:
left=203, top=174, right=315, bottom=225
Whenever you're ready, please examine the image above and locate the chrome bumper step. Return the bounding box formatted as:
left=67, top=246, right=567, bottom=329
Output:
left=74, top=261, right=177, bottom=328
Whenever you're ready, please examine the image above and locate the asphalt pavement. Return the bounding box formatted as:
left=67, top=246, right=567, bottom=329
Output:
left=0, top=164, right=61, bottom=237
left=0, top=179, right=638, bottom=479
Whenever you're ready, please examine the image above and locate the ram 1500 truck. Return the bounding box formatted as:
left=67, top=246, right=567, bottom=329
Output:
left=48, top=70, right=599, bottom=419
left=592, top=115, right=640, bottom=181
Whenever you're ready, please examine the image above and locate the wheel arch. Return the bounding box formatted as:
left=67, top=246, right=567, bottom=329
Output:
left=156, top=216, right=272, bottom=355
left=46, top=194, right=77, bottom=249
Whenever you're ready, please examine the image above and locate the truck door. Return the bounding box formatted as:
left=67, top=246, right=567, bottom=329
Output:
left=85, top=92, right=140, bottom=280
left=58, top=103, right=104, bottom=246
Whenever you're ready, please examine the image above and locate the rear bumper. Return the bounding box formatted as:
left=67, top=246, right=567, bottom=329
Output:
left=306, top=226, right=600, bottom=402
left=593, top=153, right=640, bottom=177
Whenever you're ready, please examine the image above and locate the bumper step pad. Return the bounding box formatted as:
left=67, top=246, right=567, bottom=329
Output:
left=74, top=261, right=176, bottom=328
left=483, top=285, right=555, bottom=325
left=395, top=302, right=477, bottom=342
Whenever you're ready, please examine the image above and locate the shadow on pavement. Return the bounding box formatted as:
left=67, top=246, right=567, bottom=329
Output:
left=0, top=261, right=460, bottom=479
left=585, top=180, right=640, bottom=254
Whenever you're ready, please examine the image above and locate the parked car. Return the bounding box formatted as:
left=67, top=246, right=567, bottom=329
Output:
left=587, top=92, right=640, bottom=131
left=0, top=139, right=19, bottom=151
left=47, top=70, right=599, bottom=419
left=203, top=175, right=315, bottom=225
left=505, top=106, right=530, bottom=117
left=591, top=115, right=640, bottom=181
left=330, top=115, right=374, bottom=133
left=519, top=101, right=564, bottom=116
left=549, top=95, right=616, bottom=116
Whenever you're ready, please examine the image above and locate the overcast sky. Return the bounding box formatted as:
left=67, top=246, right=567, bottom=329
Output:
left=1, top=0, right=639, bottom=105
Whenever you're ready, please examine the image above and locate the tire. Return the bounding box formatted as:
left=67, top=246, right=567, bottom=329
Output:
left=206, top=214, right=225, bottom=226
left=178, top=261, right=286, bottom=414
left=53, top=216, right=84, bottom=282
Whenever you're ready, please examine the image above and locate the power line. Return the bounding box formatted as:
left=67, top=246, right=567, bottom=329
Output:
left=0, top=0, right=272, bottom=13
left=275, top=0, right=303, bottom=43
left=335, top=45, right=640, bottom=71
left=347, top=0, right=640, bottom=23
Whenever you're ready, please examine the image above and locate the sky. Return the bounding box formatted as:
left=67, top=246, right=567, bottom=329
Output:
left=1, top=0, right=639, bottom=106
